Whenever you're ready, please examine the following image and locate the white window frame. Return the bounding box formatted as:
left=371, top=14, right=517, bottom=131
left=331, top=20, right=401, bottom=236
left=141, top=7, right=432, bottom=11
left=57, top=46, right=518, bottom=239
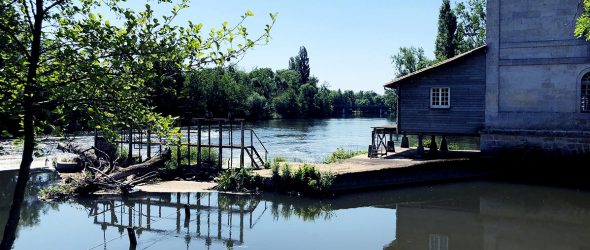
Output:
left=430, top=87, right=450, bottom=109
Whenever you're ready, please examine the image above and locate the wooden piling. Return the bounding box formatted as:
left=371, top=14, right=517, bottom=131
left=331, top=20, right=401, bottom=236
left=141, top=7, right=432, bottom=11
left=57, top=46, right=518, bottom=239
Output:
left=147, top=130, right=152, bottom=159
left=417, top=134, right=425, bottom=155
left=177, top=120, right=181, bottom=167
left=250, top=130, right=254, bottom=167
left=187, top=120, right=191, bottom=166
left=429, top=135, right=438, bottom=154
left=127, top=227, right=137, bottom=247
left=218, top=120, right=222, bottom=170
left=128, top=127, right=133, bottom=163
left=197, top=119, right=202, bottom=167
left=440, top=136, right=449, bottom=152
left=240, top=121, right=245, bottom=168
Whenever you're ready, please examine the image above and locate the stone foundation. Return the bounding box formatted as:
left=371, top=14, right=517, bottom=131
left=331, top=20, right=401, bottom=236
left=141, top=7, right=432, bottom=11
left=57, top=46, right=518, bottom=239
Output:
left=481, top=129, right=590, bottom=156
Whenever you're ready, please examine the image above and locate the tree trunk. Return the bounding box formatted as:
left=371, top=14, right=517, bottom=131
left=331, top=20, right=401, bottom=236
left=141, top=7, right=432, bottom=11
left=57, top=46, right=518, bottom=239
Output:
left=0, top=1, right=44, bottom=249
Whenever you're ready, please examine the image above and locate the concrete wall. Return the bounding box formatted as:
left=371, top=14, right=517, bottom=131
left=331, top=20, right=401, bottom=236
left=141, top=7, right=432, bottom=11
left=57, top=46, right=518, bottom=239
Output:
left=483, top=0, right=590, bottom=154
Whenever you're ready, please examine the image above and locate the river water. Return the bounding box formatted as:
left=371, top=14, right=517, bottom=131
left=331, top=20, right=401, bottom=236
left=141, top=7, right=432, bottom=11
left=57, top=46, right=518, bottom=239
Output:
left=8, top=118, right=582, bottom=250
left=2, top=170, right=590, bottom=249
left=0, top=117, right=479, bottom=170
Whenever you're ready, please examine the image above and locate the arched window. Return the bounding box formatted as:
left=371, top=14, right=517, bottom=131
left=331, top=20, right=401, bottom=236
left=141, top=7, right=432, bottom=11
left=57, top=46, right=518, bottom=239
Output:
left=582, top=73, right=590, bottom=113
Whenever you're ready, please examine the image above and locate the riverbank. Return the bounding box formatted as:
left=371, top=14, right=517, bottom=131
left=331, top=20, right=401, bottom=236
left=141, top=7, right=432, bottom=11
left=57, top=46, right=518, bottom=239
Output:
left=134, top=148, right=492, bottom=193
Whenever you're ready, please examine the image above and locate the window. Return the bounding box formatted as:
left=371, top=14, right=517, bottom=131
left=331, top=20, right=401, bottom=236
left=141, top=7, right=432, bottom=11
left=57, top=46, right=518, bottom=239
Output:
left=429, top=234, right=449, bottom=250
left=582, top=73, right=590, bottom=113
left=431, top=87, right=450, bottom=109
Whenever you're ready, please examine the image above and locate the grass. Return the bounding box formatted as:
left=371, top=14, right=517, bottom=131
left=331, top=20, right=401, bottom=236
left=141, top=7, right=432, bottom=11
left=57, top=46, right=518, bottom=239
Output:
left=324, top=147, right=366, bottom=164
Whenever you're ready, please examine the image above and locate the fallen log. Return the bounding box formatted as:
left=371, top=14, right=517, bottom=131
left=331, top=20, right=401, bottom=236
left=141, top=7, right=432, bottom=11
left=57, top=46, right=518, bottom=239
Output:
left=108, top=148, right=171, bottom=181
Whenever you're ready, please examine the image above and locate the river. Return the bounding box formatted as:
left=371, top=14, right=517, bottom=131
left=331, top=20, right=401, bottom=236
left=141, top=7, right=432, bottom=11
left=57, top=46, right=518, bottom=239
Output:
left=2, top=170, right=590, bottom=249
left=0, top=117, right=479, bottom=170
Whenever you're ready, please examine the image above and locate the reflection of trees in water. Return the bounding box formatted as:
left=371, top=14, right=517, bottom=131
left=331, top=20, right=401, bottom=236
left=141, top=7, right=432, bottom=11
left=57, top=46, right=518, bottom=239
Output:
left=0, top=170, right=60, bottom=237
left=268, top=197, right=334, bottom=222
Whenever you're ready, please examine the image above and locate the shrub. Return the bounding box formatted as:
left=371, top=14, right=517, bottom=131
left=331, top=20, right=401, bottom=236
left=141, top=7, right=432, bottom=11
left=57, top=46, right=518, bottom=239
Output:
left=273, top=163, right=334, bottom=196
left=324, top=147, right=366, bottom=164
left=217, top=168, right=262, bottom=192
left=39, top=184, right=76, bottom=201
left=274, top=157, right=286, bottom=163
left=167, top=146, right=218, bottom=169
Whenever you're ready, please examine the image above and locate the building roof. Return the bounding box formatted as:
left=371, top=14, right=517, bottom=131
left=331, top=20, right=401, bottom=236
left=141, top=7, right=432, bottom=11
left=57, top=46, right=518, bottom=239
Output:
left=384, top=45, right=486, bottom=88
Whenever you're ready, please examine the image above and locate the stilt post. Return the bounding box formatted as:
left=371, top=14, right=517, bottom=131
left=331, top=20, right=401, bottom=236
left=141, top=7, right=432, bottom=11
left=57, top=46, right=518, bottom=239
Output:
left=417, top=134, right=425, bottom=155
left=429, top=135, right=438, bottom=154
left=440, top=136, right=449, bottom=152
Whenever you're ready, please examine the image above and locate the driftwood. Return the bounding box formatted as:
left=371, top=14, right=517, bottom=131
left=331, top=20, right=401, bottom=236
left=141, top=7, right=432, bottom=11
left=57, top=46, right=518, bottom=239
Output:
left=108, top=149, right=170, bottom=181
left=55, top=143, right=171, bottom=195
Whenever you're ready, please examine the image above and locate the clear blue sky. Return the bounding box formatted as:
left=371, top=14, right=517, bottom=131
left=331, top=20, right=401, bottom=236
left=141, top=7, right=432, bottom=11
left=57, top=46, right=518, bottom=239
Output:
left=130, top=0, right=444, bottom=93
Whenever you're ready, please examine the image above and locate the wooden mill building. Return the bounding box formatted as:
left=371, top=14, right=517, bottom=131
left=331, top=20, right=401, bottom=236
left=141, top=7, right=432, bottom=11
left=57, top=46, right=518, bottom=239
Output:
left=385, top=0, right=590, bottom=156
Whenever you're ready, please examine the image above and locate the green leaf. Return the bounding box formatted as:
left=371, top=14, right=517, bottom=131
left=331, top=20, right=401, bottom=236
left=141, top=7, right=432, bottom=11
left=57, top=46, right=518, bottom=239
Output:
left=245, top=10, right=254, bottom=17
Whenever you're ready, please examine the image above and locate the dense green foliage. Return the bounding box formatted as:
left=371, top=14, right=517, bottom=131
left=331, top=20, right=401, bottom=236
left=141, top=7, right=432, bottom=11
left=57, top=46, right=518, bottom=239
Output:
left=0, top=0, right=276, bottom=140
left=150, top=46, right=393, bottom=120
left=166, top=145, right=218, bottom=169
left=455, top=0, right=487, bottom=52
left=217, top=168, right=262, bottom=192
left=324, top=147, right=367, bottom=164
left=272, top=163, right=334, bottom=196
left=435, top=0, right=459, bottom=61
left=391, top=47, right=433, bottom=78
left=576, top=0, right=590, bottom=40
left=391, top=0, right=486, bottom=76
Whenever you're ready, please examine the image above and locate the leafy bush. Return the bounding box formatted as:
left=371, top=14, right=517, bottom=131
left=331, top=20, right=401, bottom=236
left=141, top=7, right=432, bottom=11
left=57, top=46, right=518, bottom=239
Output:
left=274, top=157, right=286, bottom=163
left=273, top=163, right=334, bottom=196
left=167, top=146, right=218, bottom=169
left=217, top=168, right=262, bottom=192
left=39, top=184, right=76, bottom=201
left=324, top=147, right=366, bottom=164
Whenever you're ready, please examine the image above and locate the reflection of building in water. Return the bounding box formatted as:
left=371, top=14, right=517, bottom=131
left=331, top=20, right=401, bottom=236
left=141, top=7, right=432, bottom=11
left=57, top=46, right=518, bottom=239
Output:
left=385, top=185, right=590, bottom=250
left=85, top=192, right=266, bottom=249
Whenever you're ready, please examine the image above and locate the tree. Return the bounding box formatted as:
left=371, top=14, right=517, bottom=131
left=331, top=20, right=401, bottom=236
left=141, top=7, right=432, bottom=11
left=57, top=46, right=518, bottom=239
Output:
left=435, top=0, right=458, bottom=61
left=576, top=0, right=590, bottom=40
left=0, top=0, right=276, bottom=248
left=288, top=46, right=310, bottom=84
left=455, top=0, right=486, bottom=53
left=391, top=46, right=433, bottom=77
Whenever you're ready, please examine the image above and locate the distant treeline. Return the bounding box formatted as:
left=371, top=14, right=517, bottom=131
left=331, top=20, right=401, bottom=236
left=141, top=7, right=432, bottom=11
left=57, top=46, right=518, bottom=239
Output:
left=149, top=46, right=395, bottom=120
left=11, top=47, right=395, bottom=135
left=151, top=66, right=395, bottom=120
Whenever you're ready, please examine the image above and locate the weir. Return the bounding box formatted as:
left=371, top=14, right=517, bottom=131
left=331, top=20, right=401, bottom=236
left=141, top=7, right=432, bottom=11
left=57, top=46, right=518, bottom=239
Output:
left=103, top=117, right=268, bottom=169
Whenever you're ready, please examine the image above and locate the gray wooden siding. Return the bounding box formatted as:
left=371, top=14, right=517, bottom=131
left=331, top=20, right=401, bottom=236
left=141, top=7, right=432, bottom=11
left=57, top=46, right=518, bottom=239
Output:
left=398, top=51, right=486, bottom=135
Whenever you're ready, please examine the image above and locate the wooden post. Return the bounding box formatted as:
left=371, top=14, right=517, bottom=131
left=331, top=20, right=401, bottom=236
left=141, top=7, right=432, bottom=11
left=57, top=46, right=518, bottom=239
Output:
left=128, top=126, right=133, bottom=163
left=184, top=204, right=190, bottom=227
left=197, top=120, right=202, bottom=167
left=177, top=120, right=181, bottom=168
left=240, top=121, right=245, bottom=168
left=401, top=132, right=409, bottom=148
left=146, top=198, right=151, bottom=230
left=417, top=134, right=425, bottom=155
left=127, top=227, right=137, bottom=247
left=229, top=120, right=233, bottom=169
left=429, top=135, right=438, bottom=154
left=440, top=136, right=449, bottom=152
left=250, top=130, right=254, bottom=168
left=218, top=120, right=222, bottom=170
left=187, top=120, right=191, bottom=166
left=147, top=130, right=151, bottom=159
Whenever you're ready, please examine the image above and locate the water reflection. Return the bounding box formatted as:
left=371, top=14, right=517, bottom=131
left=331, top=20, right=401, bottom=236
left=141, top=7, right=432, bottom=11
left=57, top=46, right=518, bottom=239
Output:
left=4, top=175, right=590, bottom=249
left=383, top=182, right=590, bottom=250
left=0, top=170, right=60, bottom=239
